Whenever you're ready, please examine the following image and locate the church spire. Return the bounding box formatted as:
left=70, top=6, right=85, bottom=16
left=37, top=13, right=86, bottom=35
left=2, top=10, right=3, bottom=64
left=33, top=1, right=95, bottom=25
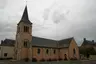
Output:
left=21, top=5, right=29, bottom=21
left=18, top=5, right=32, bottom=25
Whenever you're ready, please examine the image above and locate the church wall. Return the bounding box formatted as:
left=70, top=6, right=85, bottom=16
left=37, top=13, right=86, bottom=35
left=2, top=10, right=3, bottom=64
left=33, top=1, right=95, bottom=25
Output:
left=21, top=48, right=28, bottom=59
left=59, top=48, right=68, bottom=60
left=49, top=48, right=59, bottom=60
left=32, top=47, right=43, bottom=61
left=0, top=46, right=14, bottom=59
left=32, top=47, right=59, bottom=61
left=68, top=39, right=80, bottom=60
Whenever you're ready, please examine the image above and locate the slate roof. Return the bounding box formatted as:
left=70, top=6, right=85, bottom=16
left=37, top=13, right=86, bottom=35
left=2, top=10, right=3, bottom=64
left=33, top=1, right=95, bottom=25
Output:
left=32, top=36, right=58, bottom=48
left=58, top=37, right=73, bottom=48
left=32, top=36, right=73, bottom=48
left=18, top=5, right=32, bottom=25
left=1, top=39, right=15, bottom=46
left=82, top=40, right=95, bottom=46
left=0, top=37, right=74, bottom=48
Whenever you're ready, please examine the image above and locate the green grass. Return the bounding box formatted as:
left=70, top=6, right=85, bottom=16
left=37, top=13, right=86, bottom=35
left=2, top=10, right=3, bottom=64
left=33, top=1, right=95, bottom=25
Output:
left=0, top=60, right=83, bottom=64
left=37, top=60, right=82, bottom=64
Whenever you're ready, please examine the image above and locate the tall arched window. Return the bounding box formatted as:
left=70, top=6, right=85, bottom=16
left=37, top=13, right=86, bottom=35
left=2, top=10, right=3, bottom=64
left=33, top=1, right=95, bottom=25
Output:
left=37, top=48, right=40, bottom=55
left=73, top=48, right=76, bottom=55
left=46, top=49, right=49, bottom=54
left=54, top=49, right=56, bottom=54
left=24, top=40, right=29, bottom=48
left=24, top=26, right=29, bottom=32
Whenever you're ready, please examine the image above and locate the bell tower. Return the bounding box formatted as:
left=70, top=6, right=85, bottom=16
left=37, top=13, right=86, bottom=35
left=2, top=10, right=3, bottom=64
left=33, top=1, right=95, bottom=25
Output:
left=15, top=5, right=32, bottom=61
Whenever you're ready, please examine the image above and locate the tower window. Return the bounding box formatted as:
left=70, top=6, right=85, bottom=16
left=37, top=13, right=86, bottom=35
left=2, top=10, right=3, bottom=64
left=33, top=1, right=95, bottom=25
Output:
left=24, top=40, right=29, bottom=48
left=24, top=26, right=29, bottom=32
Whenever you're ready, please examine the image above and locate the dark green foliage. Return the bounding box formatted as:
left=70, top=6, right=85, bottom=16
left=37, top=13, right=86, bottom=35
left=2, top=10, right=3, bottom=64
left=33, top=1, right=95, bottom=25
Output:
left=79, top=47, right=96, bottom=58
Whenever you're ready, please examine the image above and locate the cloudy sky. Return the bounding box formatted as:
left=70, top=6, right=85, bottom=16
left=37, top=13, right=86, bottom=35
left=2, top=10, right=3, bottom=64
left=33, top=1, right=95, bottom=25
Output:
left=0, top=0, right=96, bottom=45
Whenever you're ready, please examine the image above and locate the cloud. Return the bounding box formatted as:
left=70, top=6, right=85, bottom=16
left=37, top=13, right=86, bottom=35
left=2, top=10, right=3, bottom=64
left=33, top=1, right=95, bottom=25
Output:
left=0, top=0, right=7, bottom=9
left=1, top=0, right=96, bottom=46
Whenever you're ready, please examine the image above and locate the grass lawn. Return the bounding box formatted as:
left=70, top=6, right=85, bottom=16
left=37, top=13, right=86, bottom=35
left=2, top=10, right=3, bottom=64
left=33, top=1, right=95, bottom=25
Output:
left=36, top=60, right=82, bottom=64
left=1, top=60, right=96, bottom=64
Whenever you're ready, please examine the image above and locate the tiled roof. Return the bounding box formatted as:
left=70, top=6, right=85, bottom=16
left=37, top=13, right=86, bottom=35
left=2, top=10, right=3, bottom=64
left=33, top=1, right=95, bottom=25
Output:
left=58, top=37, right=73, bottom=48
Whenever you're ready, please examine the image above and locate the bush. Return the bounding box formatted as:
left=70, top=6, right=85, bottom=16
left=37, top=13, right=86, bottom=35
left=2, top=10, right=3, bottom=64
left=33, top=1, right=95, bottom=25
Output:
left=70, top=58, right=77, bottom=60
left=40, top=58, right=45, bottom=62
left=47, top=59, right=52, bottom=61
left=0, top=58, right=3, bottom=60
left=32, top=58, right=37, bottom=62
left=52, top=59, right=57, bottom=61
left=64, top=58, right=68, bottom=60
left=0, top=57, right=13, bottom=60
left=24, top=58, right=29, bottom=62
left=59, top=58, right=62, bottom=61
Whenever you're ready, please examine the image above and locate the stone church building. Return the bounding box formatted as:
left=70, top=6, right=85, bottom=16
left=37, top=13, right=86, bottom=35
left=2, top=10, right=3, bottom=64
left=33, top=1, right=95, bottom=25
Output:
left=0, top=5, right=80, bottom=61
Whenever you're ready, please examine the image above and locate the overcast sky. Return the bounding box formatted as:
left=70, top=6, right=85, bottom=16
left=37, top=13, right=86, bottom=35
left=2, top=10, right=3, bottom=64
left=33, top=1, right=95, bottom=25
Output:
left=0, top=0, right=96, bottom=45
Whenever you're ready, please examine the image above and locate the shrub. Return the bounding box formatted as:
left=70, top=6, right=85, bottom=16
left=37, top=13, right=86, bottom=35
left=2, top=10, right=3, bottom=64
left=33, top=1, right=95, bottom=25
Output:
left=47, top=58, right=52, bottom=61
left=0, top=58, right=3, bottom=60
left=32, top=58, right=37, bottom=62
left=52, top=59, right=57, bottom=61
left=70, top=58, right=77, bottom=60
left=59, top=58, right=62, bottom=61
left=64, top=58, right=68, bottom=60
left=24, top=58, right=29, bottom=62
left=40, top=58, right=45, bottom=62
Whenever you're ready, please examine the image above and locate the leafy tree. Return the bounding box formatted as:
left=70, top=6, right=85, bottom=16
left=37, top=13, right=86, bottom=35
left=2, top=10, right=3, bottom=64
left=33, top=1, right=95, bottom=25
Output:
left=79, top=47, right=96, bottom=58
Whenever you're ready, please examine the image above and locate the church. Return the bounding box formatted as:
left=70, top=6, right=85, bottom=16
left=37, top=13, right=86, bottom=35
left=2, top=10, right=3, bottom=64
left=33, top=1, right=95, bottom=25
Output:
left=0, top=5, right=80, bottom=61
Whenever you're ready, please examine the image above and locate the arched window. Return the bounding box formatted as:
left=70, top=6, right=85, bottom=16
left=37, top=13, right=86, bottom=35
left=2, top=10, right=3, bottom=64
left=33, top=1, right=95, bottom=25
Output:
left=24, top=26, right=29, bottom=32
left=46, top=49, right=49, bottom=54
left=37, top=48, right=40, bottom=55
left=73, top=48, right=76, bottom=55
left=24, top=40, right=29, bottom=48
left=54, top=49, right=56, bottom=54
